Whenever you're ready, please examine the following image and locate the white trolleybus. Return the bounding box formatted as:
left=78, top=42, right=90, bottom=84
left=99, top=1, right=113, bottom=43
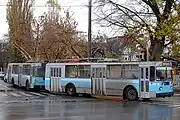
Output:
left=44, top=58, right=174, bottom=101
left=5, top=62, right=46, bottom=91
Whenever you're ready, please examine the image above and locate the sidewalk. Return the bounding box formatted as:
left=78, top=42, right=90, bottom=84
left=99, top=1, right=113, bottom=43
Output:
left=174, top=86, right=180, bottom=94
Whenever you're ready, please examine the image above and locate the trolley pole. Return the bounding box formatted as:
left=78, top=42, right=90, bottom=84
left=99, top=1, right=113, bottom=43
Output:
left=88, top=0, right=92, bottom=58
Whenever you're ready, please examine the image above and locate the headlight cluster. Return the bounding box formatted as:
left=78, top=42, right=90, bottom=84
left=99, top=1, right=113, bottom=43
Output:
left=159, top=87, right=163, bottom=91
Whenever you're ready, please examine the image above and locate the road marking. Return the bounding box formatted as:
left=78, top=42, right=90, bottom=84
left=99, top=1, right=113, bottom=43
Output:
left=1, top=93, right=8, bottom=97
left=10, top=92, right=21, bottom=97
left=0, top=84, right=10, bottom=89
left=29, top=92, right=45, bottom=97
left=40, top=92, right=55, bottom=96
left=18, top=91, right=33, bottom=97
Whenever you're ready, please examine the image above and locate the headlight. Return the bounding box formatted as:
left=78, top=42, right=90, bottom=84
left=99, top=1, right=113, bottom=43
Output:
left=170, top=86, right=173, bottom=90
left=159, top=87, right=163, bottom=91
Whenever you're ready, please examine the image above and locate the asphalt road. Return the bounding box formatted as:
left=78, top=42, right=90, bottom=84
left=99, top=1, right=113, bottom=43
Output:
left=0, top=80, right=180, bottom=120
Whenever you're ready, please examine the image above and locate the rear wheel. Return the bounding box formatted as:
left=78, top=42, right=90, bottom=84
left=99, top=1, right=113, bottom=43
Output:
left=11, top=78, right=15, bottom=87
left=66, top=84, right=76, bottom=96
left=125, top=87, right=138, bottom=101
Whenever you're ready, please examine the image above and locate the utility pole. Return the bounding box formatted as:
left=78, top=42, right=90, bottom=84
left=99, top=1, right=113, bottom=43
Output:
left=88, top=0, right=92, bottom=58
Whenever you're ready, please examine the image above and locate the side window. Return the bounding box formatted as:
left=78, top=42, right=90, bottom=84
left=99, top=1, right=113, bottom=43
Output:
left=58, top=68, right=61, bottom=77
left=50, top=68, right=54, bottom=77
left=12, top=65, right=19, bottom=74
left=150, top=66, right=155, bottom=81
left=78, top=65, right=90, bottom=78
left=65, top=65, right=78, bottom=78
left=23, top=65, right=31, bottom=75
left=50, top=67, right=61, bottom=77
left=92, top=68, right=95, bottom=77
left=146, top=68, right=149, bottom=79
left=107, top=65, right=122, bottom=79
left=122, top=64, right=138, bottom=79
left=141, top=68, right=144, bottom=79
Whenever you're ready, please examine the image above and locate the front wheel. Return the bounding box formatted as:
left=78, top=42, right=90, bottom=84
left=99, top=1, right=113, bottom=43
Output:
left=125, top=87, right=138, bottom=101
left=66, top=84, right=76, bottom=96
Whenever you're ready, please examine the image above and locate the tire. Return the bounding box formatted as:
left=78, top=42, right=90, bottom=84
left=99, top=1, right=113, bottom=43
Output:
left=125, top=87, right=138, bottom=101
left=66, top=84, right=76, bottom=96
left=12, top=78, right=15, bottom=87
left=26, top=81, right=30, bottom=91
left=4, top=79, right=7, bottom=83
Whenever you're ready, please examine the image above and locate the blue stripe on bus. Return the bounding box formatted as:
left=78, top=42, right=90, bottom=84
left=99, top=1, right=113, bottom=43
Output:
left=132, top=80, right=173, bottom=94
left=45, top=77, right=91, bottom=89
left=45, top=77, right=173, bottom=94
left=32, top=77, right=45, bottom=86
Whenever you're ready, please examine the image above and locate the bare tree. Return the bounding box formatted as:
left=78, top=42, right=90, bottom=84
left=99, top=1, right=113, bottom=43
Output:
left=34, top=0, right=86, bottom=60
left=95, top=0, right=180, bottom=60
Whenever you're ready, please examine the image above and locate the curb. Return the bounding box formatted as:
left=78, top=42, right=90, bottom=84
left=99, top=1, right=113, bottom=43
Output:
left=92, top=96, right=128, bottom=102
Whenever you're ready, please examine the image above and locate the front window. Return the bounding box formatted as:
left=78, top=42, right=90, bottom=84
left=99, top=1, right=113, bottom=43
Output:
left=156, top=67, right=172, bottom=81
left=33, top=66, right=45, bottom=77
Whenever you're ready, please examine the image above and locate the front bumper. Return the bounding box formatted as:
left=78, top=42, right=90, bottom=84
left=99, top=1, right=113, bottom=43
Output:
left=34, top=85, right=45, bottom=90
left=156, top=92, right=174, bottom=97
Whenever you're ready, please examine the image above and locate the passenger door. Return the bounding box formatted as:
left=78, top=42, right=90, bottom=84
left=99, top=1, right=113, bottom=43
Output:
left=139, top=66, right=156, bottom=99
left=7, top=66, right=12, bottom=83
left=91, top=65, right=106, bottom=95
left=50, top=67, right=62, bottom=92
left=18, top=65, right=22, bottom=87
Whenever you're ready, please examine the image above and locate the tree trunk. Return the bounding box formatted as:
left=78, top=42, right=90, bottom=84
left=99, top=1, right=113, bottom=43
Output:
left=149, top=38, right=164, bottom=61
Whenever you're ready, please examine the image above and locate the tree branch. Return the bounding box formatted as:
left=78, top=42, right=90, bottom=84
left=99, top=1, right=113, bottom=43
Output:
left=162, top=0, right=174, bottom=19
left=164, top=40, right=174, bottom=47
left=142, top=0, right=161, bottom=22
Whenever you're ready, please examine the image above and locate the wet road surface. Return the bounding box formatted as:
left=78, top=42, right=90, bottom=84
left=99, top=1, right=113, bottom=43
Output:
left=0, top=96, right=180, bottom=120
left=0, top=80, right=180, bottom=120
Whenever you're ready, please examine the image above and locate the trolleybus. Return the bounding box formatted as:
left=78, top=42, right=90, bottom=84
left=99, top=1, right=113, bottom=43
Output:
left=5, top=62, right=46, bottom=91
left=44, top=59, right=174, bottom=101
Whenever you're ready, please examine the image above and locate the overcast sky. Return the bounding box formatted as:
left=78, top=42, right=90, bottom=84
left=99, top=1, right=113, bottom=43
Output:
left=0, top=0, right=124, bottom=39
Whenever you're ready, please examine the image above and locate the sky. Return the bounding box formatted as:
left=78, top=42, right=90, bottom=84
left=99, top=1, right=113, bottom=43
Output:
left=0, top=0, right=124, bottom=39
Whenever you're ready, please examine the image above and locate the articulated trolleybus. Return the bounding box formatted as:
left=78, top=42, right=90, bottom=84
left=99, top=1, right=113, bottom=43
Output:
left=5, top=62, right=46, bottom=91
left=45, top=59, right=174, bottom=101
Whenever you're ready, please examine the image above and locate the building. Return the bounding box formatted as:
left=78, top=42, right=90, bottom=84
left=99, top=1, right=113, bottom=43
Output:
left=106, top=35, right=144, bottom=61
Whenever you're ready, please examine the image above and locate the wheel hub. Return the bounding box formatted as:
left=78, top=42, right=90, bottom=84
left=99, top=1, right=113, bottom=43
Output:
left=128, top=89, right=136, bottom=99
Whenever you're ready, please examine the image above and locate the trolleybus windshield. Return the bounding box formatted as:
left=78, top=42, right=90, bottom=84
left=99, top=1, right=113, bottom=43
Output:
left=150, top=66, right=172, bottom=81
left=33, top=66, right=45, bottom=77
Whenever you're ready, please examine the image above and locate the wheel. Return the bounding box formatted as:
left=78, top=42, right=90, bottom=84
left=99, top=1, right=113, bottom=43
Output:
left=26, top=81, right=30, bottom=91
left=125, top=87, right=138, bottom=101
left=12, top=78, right=15, bottom=87
left=66, top=84, right=76, bottom=96
left=4, top=78, right=6, bottom=82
